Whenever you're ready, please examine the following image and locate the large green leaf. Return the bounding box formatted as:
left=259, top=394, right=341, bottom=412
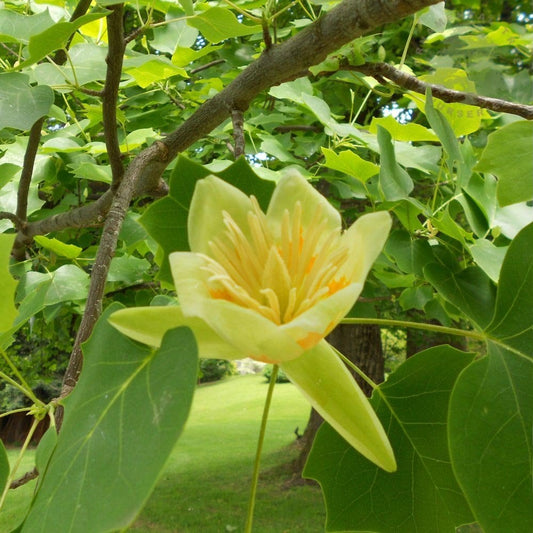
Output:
left=377, top=126, right=414, bottom=200
left=140, top=156, right=274, bottom=283
left=0, top=74, right=53, bottom=130
left=21, top=304, right=198, bottom=532
left=0, top=234, right=17, bottom=333
left=304, top=346, right=475, bottom=532
left=486, top=222, right=533, bottom=355
left=475, top=120, right=533, bottom=207
left=0, top=439, right=9, bottom=495
left=449, top=345, right=533, bottom=532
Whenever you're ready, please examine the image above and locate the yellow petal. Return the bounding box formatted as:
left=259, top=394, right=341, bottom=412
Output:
left=340, top=211, right=392, bottom=282
left=281, top=340, right=396, bottom=472
left=188, top=175, right=256, bottom=255
left=280, top=283, right=362, bottom=350
left=266, top=171, right=341, bottom=239
left=108, top=306, right=243, bottom=360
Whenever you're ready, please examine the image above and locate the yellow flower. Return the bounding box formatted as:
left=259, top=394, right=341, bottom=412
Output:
left=110, top=172, right=396, bottom=472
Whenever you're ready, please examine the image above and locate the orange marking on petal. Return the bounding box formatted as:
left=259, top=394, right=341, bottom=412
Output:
left=297, top=331, right=323, bottom=350
left=327, top=276, right=349, bottom=295
left=209, top=289, right=233, bottom=302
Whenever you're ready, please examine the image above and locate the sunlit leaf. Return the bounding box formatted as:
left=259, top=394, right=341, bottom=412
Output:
left=321, top=148, right=379, bottom=183
left=187, top=7, right=261, bottom=42
left=305, top=346, right=475, bottom=532
left=21, top=304, right=198, bottom=532
left=33, top=236, right=82, bottom=260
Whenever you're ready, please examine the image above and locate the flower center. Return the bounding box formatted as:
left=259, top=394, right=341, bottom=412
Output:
left=202, top=198, right=349, bottom=325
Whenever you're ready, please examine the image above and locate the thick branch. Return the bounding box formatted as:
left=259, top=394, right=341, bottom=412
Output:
left=16, top=118, right=44, bottom=223
left=232, top=110, right=245, bottom=158
left=354, top=62, right=533, bottom=120
left=103, top=5, right=126, bottom=189
left=60, top=142, right=168, bottom=403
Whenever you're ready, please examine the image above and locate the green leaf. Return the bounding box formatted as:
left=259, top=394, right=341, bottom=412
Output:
left=0, top=234, right=17, bottom=334
left=44, top=265, right=90, bottom=305
left=425, top=264, right=496, bottom=329
left=305, top=346, right=475, bottom=532
left=475, top=120, right=533, bottom=207
left=485, top=222, right=533, bottom=356
left=369, top=115, right=438, bottom=142
left=0, top=439, right=9, bottom=495
left=321, top=148, right=379, bottom=183
left=33, top=236, right=82, bottom=260
left=107, top=255, right=150, bottom=284
left=0, top=73, right=53, bottom=130
left=124, top=57, right=188, bottom=89
left=0, top=9, right=55, bottom=43
left=398, top=285, right=433, bottom=310
left=21, top=304, right=198, bottom=533
left=449, top=345, right=533, bottom=532
left=18, top=11, right=109, bottom=68
left=418, top=2, right=447, bottom=32
left=385, top=229, right=435, bottom=277
left=187, top=7, right=261, bottom=42
left=468, top=238, right=507, bottom=283
left=140, top=156, right=274, bottom=284
left=377, top=126, right=414, bottom=200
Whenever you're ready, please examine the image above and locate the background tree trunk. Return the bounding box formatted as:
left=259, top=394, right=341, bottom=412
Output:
left=291, top=323, right=384, bottom=478
left=406, top=318, right=467, bottom=358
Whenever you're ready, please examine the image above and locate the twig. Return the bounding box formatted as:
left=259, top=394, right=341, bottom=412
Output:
left=16, top=118, right=44, bottom=224
left=10, top=467, right=38, bottom=489
left=232, top=109, right=245, bottom=158
left=103, top=5, right=126, bottom=190
left=352, top=62, right=533, bottom=120
left=0, top=212, right=24, bottom=231
left=190, top=59, right=226, bottom=75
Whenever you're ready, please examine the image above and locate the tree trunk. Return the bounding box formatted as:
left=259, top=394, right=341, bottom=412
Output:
left=291, top=323, right=384, bottom=478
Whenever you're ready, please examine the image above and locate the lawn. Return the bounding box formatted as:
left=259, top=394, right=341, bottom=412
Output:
left=1, top=374, right=326, bottom=532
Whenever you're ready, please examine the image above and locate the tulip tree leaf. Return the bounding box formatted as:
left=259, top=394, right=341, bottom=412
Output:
left=475, top=120, right=533, bottom=207
left=187, top=7, right=261, bottom=43
left=485, top=222, right=533, bottom=356
left=449, top=344, right=533, bottom=533
left=21, top=304, right=198, bottom=533
left=424, top=264, right=496, bottom=329
left=33, top=236, right=82, bottom=260
left=140, top=156, right=274, bottom=284
left=377, top=126, right=414, bottom=200
left=304, top=346, right=475, bottom=533
left=0, top=439, right=9, bottom=495
left=0, top=234, right=17, bottom=333
left=0, top=73, right=53, bottom=131
left=0, top=9, right=55, bottom=43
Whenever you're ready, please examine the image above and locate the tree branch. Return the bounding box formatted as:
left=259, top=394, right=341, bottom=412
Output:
left=232, top=110, right=245, bottom=158
left=0, top=212, right=24, bottom=231
left=353, top=62, right=533, bottom=120
left=103, top=5, right=126, bottom=190
left=59, top=142, right=169, bottom=411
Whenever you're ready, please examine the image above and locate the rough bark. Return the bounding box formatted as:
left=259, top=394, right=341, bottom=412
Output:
left=406, top=319, right=467, bottom=358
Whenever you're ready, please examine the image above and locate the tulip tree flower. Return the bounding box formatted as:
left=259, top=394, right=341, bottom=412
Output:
left=109, top=172, right=396, bottom=472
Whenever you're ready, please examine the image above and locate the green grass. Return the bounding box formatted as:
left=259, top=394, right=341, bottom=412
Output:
left=0, top=375, right=326, bottom=532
